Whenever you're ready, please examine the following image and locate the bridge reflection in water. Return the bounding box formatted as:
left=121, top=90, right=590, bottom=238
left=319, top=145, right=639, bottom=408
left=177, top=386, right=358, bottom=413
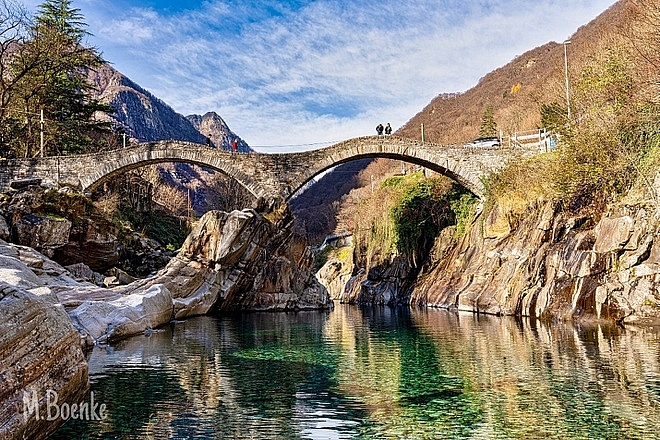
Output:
left=51, top=306, right=660, bottom=439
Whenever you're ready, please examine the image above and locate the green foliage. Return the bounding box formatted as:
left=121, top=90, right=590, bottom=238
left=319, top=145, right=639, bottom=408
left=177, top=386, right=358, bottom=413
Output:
left=1, top=0, right=114, bottom=157
left=478, top=104, right=497, bottom=138
left=354, top=172, right=478, bottom=269
left=540, top=102, right=568, bottom=132
left=451, top=192, right=478, bottom=238
left=389, top=176, right=475, bottom=258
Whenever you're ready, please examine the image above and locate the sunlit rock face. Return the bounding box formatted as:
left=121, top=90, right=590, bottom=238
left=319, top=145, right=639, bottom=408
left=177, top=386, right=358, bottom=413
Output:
left=412, top=199, right=660, bottom=323
left=0, top=283, right=88, bottom=440
left=129, top=204, right=332, bottom=318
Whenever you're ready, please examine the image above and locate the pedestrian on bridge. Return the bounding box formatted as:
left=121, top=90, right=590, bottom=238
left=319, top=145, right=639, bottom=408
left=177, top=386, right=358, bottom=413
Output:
left=385, top=123, right=392, bottom=135
left=232, top=139, right=238, bottom=151
left=376, top=123, right=384, bottom=136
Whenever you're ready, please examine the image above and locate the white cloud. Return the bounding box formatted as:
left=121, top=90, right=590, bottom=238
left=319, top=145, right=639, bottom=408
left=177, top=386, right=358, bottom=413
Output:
left=19, top=0, right=617, bottom=148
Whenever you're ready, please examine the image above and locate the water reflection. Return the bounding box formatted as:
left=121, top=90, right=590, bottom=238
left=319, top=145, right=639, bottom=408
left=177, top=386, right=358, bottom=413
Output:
left=51, top=306, right=660, bottom=439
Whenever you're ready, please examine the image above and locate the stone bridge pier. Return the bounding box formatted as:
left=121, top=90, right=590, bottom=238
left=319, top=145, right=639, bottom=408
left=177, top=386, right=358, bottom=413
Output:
left=0, top=136, right=538, bottom=202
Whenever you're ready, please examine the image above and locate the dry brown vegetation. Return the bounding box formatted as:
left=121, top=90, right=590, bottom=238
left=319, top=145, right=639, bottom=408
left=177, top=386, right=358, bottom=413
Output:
left=296, top=0, right=660, bottom=243
left=397, top=1, right=637, bottom=145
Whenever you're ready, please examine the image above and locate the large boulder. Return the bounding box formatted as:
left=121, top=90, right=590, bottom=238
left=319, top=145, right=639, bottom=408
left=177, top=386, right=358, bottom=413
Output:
left=0, top=283, right=89, bottom=440
left=54, top=219, right=119, bottom=272
left=12, top=214, right=72, bottom=258
left=68, top=284, right=173, bottom=344
left=128, top=205, right=332, bottom=316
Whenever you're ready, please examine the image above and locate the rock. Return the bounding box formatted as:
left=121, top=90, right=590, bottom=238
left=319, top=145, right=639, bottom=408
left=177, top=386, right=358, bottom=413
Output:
left=128, top=205, right=332, bottom=316
left=483, top=203, right=512, bottom=239
left=12, top=214, right=72, bottom=257
left=0, top=215, right=9, bottom=241
left=0, top=254, right=44, bottom=290
left=9, top=177, right=42, bottom=190
left=0, top=283, right=88, bottom=440
left=316, top=254, right=354, bottom=301
left=68, top=284, right=173, bottom=344
left=53, top=219, right=118, bottom=272
left=106, top=267, right=136, bottom=285
left=593, top=216, right=634, bottom=253
left=64, top=262, right=104, bottom=285
left=409, top=198, right=644, bottom=322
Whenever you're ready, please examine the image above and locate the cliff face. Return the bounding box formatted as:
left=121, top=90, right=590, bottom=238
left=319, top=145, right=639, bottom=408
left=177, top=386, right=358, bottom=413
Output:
left=411, top=195, right=660, bottom=324
left=318, top=186, right=660, bottom=324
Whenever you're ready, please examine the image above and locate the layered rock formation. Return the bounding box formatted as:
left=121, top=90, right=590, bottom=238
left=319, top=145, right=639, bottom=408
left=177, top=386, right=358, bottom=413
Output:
left=409, top=198, right=660, bottom=324
left=129, top=204, right=332, bottom=318
left=0, top=271, right=88, bottom=440
left=319, top=195, right=660, bottom=324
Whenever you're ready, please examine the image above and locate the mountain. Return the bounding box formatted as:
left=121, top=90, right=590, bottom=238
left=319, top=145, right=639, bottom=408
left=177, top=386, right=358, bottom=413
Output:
left=86, top=63, right=254, bottom=214
left=87, top=63, right=251, bottom=151
left=187, top=112, right=250, bottom=152
left=396, top=0, right=635, bottom=144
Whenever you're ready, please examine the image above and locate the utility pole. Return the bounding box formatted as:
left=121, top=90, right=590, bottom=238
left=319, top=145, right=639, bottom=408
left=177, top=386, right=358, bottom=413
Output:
left=564, top=40, right=571, bottom=120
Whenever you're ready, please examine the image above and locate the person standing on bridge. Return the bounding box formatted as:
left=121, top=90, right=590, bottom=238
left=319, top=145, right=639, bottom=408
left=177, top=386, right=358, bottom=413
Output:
left=385, top=123, right=392, bottom=135
left=376, top=123, right=384, bottom=136
left=232, top=138, right=238, bottom=151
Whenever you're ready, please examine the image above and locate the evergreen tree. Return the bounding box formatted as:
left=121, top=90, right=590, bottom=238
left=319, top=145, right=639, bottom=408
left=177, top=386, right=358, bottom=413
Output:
left=478, top=104, right=497, bottom=138
left=8, top=0, right=113, bottom=156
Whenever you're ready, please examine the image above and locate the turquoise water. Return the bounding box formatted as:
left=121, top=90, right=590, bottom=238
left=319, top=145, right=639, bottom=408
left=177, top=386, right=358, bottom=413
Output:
left=50, top=306, right=660, bottom=439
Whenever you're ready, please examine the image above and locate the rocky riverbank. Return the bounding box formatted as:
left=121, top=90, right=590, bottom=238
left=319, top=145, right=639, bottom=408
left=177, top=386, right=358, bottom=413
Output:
left=0, top=191, right=331, bottom=440
left=319, top=194, right=660, bottom=325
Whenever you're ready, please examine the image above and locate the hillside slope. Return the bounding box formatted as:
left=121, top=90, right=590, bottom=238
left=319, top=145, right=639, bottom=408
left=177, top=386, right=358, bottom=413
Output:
left=397, top=0, right=634, bottom=144
left=295, top=0, right=636, bottom=243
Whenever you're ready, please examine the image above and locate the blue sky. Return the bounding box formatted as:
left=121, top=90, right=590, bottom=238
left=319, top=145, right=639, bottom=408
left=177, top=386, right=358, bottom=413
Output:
left=22, top=0, right=616, bottom=149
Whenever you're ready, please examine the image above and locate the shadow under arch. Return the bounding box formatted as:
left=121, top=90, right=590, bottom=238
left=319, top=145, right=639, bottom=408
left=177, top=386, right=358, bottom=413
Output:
left=285, top=152, right=481, bottom=203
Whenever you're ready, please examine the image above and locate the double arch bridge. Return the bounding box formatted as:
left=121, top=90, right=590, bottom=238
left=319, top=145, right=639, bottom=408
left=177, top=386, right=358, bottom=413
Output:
left=0, top=136, right=539, bottom=201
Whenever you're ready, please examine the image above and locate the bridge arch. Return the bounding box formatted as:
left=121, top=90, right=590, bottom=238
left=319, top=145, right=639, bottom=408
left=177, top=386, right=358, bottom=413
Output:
left=281, top=138, right=484, bottom=200
left=264, top=136, right=508, bottom=200
left=0, top=136, right=528, bottom=202
left=80, top=142, right=262, bottom=199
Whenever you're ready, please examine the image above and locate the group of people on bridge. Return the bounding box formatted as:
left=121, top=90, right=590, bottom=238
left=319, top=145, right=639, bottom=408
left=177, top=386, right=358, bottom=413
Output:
left=376, top=123, right=392, bottom=136
left=205, top=136, right=241, bottom=152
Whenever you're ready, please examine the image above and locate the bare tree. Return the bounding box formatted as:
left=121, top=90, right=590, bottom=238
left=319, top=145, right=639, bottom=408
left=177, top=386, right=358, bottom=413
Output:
left=0, top=0, right=30, bottom=154
left=209, top=173, right=254, bottom=212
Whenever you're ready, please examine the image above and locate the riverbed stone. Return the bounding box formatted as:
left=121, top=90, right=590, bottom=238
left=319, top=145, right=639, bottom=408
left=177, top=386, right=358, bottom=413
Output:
left=68, top=284, right=173, bottom=344
left=0, top=283, right=89, bottom=440
left=12, top=214, right=72, bottom=258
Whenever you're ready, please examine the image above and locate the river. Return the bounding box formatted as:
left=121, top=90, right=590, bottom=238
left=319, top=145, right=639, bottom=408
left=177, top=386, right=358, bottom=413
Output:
left=50, top=305, right=660, bottom=439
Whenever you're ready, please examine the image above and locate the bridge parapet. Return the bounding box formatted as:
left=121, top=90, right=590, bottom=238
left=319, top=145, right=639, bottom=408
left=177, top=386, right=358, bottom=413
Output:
left=0, top=136, right=539, bottom=201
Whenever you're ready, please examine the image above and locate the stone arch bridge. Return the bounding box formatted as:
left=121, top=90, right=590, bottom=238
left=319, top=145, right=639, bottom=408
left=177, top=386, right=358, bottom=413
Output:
left=0, top=136, right=538, bottom=201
